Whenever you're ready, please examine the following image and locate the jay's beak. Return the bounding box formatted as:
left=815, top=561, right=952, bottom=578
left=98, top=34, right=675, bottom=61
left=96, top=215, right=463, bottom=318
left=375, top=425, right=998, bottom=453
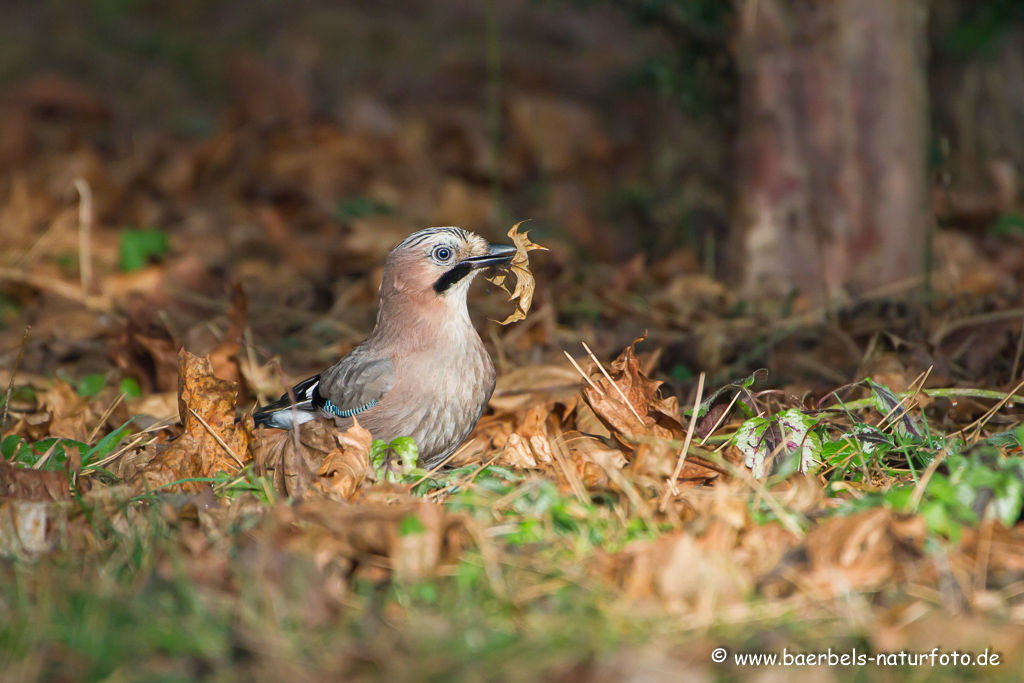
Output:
left=462, top=243, right=517, bottom=269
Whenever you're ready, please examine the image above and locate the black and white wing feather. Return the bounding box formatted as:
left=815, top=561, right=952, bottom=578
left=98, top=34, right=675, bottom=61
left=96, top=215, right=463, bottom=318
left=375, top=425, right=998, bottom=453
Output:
left=252, top=374, right=323, bottom=428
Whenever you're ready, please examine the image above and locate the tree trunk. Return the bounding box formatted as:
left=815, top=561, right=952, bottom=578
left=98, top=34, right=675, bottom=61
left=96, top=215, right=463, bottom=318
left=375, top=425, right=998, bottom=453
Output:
left=734, top=0, right=929, bottom=302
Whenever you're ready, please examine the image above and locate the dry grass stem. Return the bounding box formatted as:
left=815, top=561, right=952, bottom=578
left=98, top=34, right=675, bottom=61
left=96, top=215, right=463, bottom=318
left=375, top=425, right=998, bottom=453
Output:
left=594, top=454, right=658, bottom=534
left=551, top=430, right=589, bottom=504
left=727, top=462, right=805, bottom=538
left=32, top=440, right=60, bottom=470
left=661, top=372, right=705, bottom=510
left=974, top=522, right=994, bottom=595
left=963, top=377, right=1024, bottom=440
left=410, top=440, right=470, bottom=487
left=88, top=433, right=160, bottom=471
left=188, top=407, right=246, bottom=467
left=699, top=390, right=741, bottom=446
left=563, top=350, right=605, bottom=396
left=427, top=451, right=503, bottom=501
left=876, top=366, right=932, bottom=434
left=88, top=392, right=126, bottom=445
left=73, top=177, right=94, bottom=295
left=581, top=342, right=644, bottom=424
left=911, top=446, right=951, bottom=510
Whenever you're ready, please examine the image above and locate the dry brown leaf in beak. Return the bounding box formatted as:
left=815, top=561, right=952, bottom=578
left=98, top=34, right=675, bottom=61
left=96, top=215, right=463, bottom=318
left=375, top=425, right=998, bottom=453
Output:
left=488, top=221, right=547, bottom=325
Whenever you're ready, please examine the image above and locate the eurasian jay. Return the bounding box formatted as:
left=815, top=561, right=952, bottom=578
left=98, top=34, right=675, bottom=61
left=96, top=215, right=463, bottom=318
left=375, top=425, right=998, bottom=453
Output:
left=253, top=227, right=517, bottom=466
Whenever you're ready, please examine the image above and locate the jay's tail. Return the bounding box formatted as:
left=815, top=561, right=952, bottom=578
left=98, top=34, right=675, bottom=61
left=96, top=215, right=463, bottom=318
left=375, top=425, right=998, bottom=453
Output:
left=251, top=374, right=321, bottom=429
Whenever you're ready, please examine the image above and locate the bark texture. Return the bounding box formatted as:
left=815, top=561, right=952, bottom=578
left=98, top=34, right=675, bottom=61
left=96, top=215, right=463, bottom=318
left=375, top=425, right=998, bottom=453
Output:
left=734, top=0, right=929, bottom=301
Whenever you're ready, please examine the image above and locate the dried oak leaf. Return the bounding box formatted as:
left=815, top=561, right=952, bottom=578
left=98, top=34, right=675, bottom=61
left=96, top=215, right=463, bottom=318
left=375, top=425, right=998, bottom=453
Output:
left=253, top=418, right=372, bottom=501
left=135, top=349, right=251, bottom=493
left=37, top=380, right=89, bottom=443
left=487, top=221, right=547, bottom=325
left=578, top=338, right=718, bottom=484
left=578, top=338, right=683, bottom=441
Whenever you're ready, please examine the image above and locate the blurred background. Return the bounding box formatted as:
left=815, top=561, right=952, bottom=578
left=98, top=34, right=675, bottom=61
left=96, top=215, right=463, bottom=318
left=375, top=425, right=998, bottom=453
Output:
left=1, top=0, right=1024, bottom=400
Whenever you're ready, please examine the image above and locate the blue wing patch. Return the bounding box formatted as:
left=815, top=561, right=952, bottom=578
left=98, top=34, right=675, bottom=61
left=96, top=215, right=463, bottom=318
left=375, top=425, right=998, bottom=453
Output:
left=323, top=398, right=378, bottom=418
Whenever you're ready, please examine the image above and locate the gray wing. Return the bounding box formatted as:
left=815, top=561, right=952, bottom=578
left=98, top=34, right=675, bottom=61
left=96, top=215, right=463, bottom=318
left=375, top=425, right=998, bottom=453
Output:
left=315, top=345, right=394, bottom=418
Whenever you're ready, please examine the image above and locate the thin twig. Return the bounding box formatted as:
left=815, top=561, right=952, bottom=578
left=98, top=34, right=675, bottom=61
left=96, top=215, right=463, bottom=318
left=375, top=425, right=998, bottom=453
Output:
left=32, top=440, right=60, bottom=470
left=188, top=407, right=245, bottom=467
left=410, top=439, right=473, bottom=487
left=87, top=392, right=126, bottom=445
left=551, top=428, right=589, bottom=505
left=581, top=342, right=644, bottom=424
left=266, top=356, right=303, bottom=457
left=563, top=350, right=605, bottom=396
left=0, top=326, right=30, bottom=448
left=911, top=446, right=950, bottom=510
left=73, top=177, right=94, bottom=295
left=726, top=462, right=804, bottom=538
left=930, top=307, right=1024, bottom=347
left=876, top=366, right=932, bottom=434
left=83, top=415, right=178, bottom=473
left=962, top=377, right=1024, bottom=441
left=661, top=372, right=705, bottom=510
left=0, top=267, right=111, bottom=309
left=699, top=390, right=741, bottom=446
left=594, top=453, right=658, bottom=535
left=428, top=451, right=503, bottom=501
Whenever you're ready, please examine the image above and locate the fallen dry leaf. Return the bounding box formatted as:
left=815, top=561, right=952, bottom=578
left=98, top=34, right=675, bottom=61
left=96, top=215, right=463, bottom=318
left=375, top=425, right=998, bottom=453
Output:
left=577, top=338, right=718, bottom=484
left=0, top=458, right=70, bottom=502
left=254, top=418, right=372, bottom=501
left=314, top=419, right=373, bottom=500
left=494, top=403, right=557, bottom=469
left=37, top=380, right=89, bottom=442
left=487, top=221, right=547, bottom=325
left=134, top=349, right=251, bottom=493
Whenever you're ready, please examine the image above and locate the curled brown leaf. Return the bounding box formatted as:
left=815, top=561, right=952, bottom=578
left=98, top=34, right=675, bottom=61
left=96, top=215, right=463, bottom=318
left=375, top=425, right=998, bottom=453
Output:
left=253, top=418, right=372, bottom=501
left=487, top=221, right=547, bottom=325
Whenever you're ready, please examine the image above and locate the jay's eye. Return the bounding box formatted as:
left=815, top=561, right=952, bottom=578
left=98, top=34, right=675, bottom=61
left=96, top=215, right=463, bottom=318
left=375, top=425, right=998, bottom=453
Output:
left=433, top=246, right=453, bottom=262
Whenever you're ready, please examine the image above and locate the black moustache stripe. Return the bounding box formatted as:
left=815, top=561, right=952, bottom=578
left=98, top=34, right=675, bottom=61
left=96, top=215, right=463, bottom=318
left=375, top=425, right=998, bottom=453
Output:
left=433, top=262, right=473, bottom=293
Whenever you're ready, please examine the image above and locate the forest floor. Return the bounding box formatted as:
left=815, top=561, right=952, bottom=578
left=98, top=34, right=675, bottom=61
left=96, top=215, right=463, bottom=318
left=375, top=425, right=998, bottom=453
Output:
left=2, top=2, right=1024, bottom=681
